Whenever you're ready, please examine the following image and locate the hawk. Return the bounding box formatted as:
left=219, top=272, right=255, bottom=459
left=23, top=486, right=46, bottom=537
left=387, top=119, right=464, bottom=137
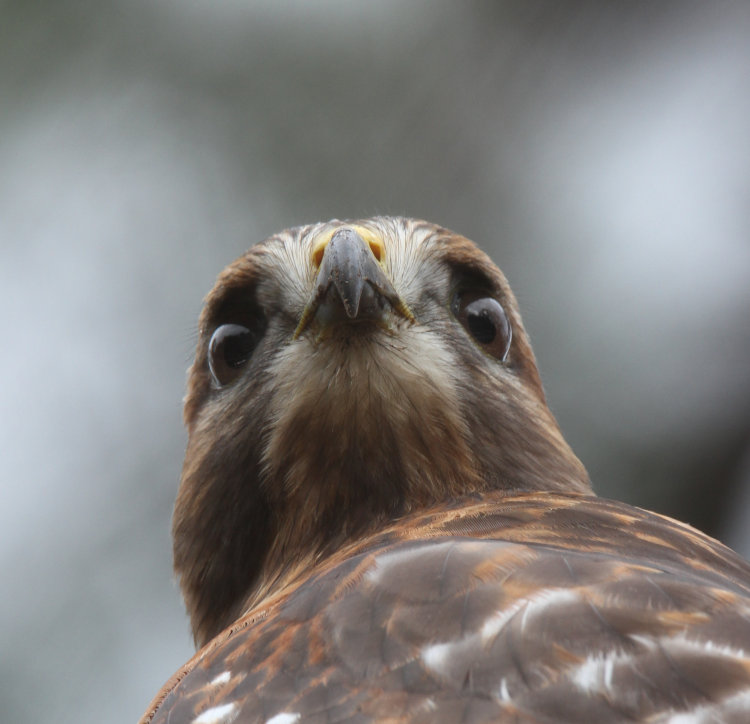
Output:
left=141, top=218, right=750, bottom=723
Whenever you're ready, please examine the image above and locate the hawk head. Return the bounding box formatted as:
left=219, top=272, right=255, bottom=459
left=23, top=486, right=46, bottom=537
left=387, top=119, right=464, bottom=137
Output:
left=174, top=217, right=590, bottom=646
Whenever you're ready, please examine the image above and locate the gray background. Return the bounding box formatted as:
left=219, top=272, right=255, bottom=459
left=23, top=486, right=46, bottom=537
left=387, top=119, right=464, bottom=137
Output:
left=1, top=2, right=749, bottom=722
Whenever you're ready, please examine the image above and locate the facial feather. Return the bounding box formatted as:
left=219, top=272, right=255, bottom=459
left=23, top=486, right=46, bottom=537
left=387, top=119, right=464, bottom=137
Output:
left=174, top=217, right=590, bottom=645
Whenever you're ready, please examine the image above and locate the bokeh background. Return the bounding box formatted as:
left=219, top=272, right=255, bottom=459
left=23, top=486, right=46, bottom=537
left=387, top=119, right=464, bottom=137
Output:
left=2, top=1, right=749, bottom=722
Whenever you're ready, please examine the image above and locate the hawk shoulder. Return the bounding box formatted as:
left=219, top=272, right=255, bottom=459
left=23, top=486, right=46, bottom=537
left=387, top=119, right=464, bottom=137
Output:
left=143, top=493, right=750, bottom=723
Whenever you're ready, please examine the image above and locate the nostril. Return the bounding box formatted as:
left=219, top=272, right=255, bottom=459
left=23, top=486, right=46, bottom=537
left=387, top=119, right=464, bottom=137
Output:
left=368, top=240, right=383, bottom=262
left=313, top=246, right=325, bottom=268
left=312, top=238, right=328, bottom=269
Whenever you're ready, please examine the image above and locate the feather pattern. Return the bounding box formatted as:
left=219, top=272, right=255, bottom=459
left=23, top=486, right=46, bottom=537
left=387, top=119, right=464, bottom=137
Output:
left=142, top=218, right=750, bottom=723
left=143, top=493, right=750, bottom=723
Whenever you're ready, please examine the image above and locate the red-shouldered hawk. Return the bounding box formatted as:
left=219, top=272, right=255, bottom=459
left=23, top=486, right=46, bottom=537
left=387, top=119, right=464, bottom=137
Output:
left=141, top=218, right=750, bottom=723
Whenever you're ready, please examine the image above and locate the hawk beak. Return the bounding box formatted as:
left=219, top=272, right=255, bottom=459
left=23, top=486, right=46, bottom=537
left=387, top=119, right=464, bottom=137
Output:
left=294, top=227, right=414, bottom=339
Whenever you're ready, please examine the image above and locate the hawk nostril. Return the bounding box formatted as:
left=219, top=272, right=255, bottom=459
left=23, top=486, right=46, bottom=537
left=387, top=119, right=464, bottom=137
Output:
left=368, top=239, right=384, bottom=262
left=312, top=240, right=327, bottom=269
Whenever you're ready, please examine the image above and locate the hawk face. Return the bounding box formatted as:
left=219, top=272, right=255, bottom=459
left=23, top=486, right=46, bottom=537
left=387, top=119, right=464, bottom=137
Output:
left=174, top=217, right=590, bottom=646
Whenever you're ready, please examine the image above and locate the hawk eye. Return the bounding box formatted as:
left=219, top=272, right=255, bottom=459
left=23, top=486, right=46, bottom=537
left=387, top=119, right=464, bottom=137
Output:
left=453, top=291, right=512, bottom=361
left=208, top=324, right=257, bottom=386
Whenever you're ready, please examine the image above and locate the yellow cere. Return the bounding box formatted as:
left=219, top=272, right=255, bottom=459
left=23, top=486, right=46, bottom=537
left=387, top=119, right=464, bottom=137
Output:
left=310, top=225, right=386, bottom=269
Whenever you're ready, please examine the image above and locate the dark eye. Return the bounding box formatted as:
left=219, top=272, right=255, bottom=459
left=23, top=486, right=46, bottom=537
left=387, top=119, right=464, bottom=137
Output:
left=208, top=324, right=258, bottom=386
left=453, top=291, right=512, bottom=361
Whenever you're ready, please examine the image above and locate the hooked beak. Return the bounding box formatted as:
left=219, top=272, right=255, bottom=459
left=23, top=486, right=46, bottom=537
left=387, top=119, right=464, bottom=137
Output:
left=294, top=227, right=414, bottom=339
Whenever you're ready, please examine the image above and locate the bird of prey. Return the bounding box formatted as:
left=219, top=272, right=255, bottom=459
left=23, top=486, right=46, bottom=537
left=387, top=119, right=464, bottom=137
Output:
left=140, top=218, right=750, bottom=723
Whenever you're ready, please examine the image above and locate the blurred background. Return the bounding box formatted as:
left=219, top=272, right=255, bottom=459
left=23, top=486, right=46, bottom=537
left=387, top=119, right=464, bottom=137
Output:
left=1, top=1, right=749, bottom=721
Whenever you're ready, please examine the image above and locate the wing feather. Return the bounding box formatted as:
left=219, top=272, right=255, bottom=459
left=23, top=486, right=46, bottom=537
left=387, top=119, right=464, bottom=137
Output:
left=142, top=493, right=750, bottom=723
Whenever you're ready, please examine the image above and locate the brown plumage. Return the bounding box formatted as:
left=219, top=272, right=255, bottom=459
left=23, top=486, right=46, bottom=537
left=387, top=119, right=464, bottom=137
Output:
left=141, top=218, right=750, bottom=723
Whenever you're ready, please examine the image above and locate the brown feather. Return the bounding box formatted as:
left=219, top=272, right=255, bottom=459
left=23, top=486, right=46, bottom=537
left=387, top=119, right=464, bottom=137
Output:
left=144, top=493, right=750, bottom=723
left=142, top=218, right=750, bottom=723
